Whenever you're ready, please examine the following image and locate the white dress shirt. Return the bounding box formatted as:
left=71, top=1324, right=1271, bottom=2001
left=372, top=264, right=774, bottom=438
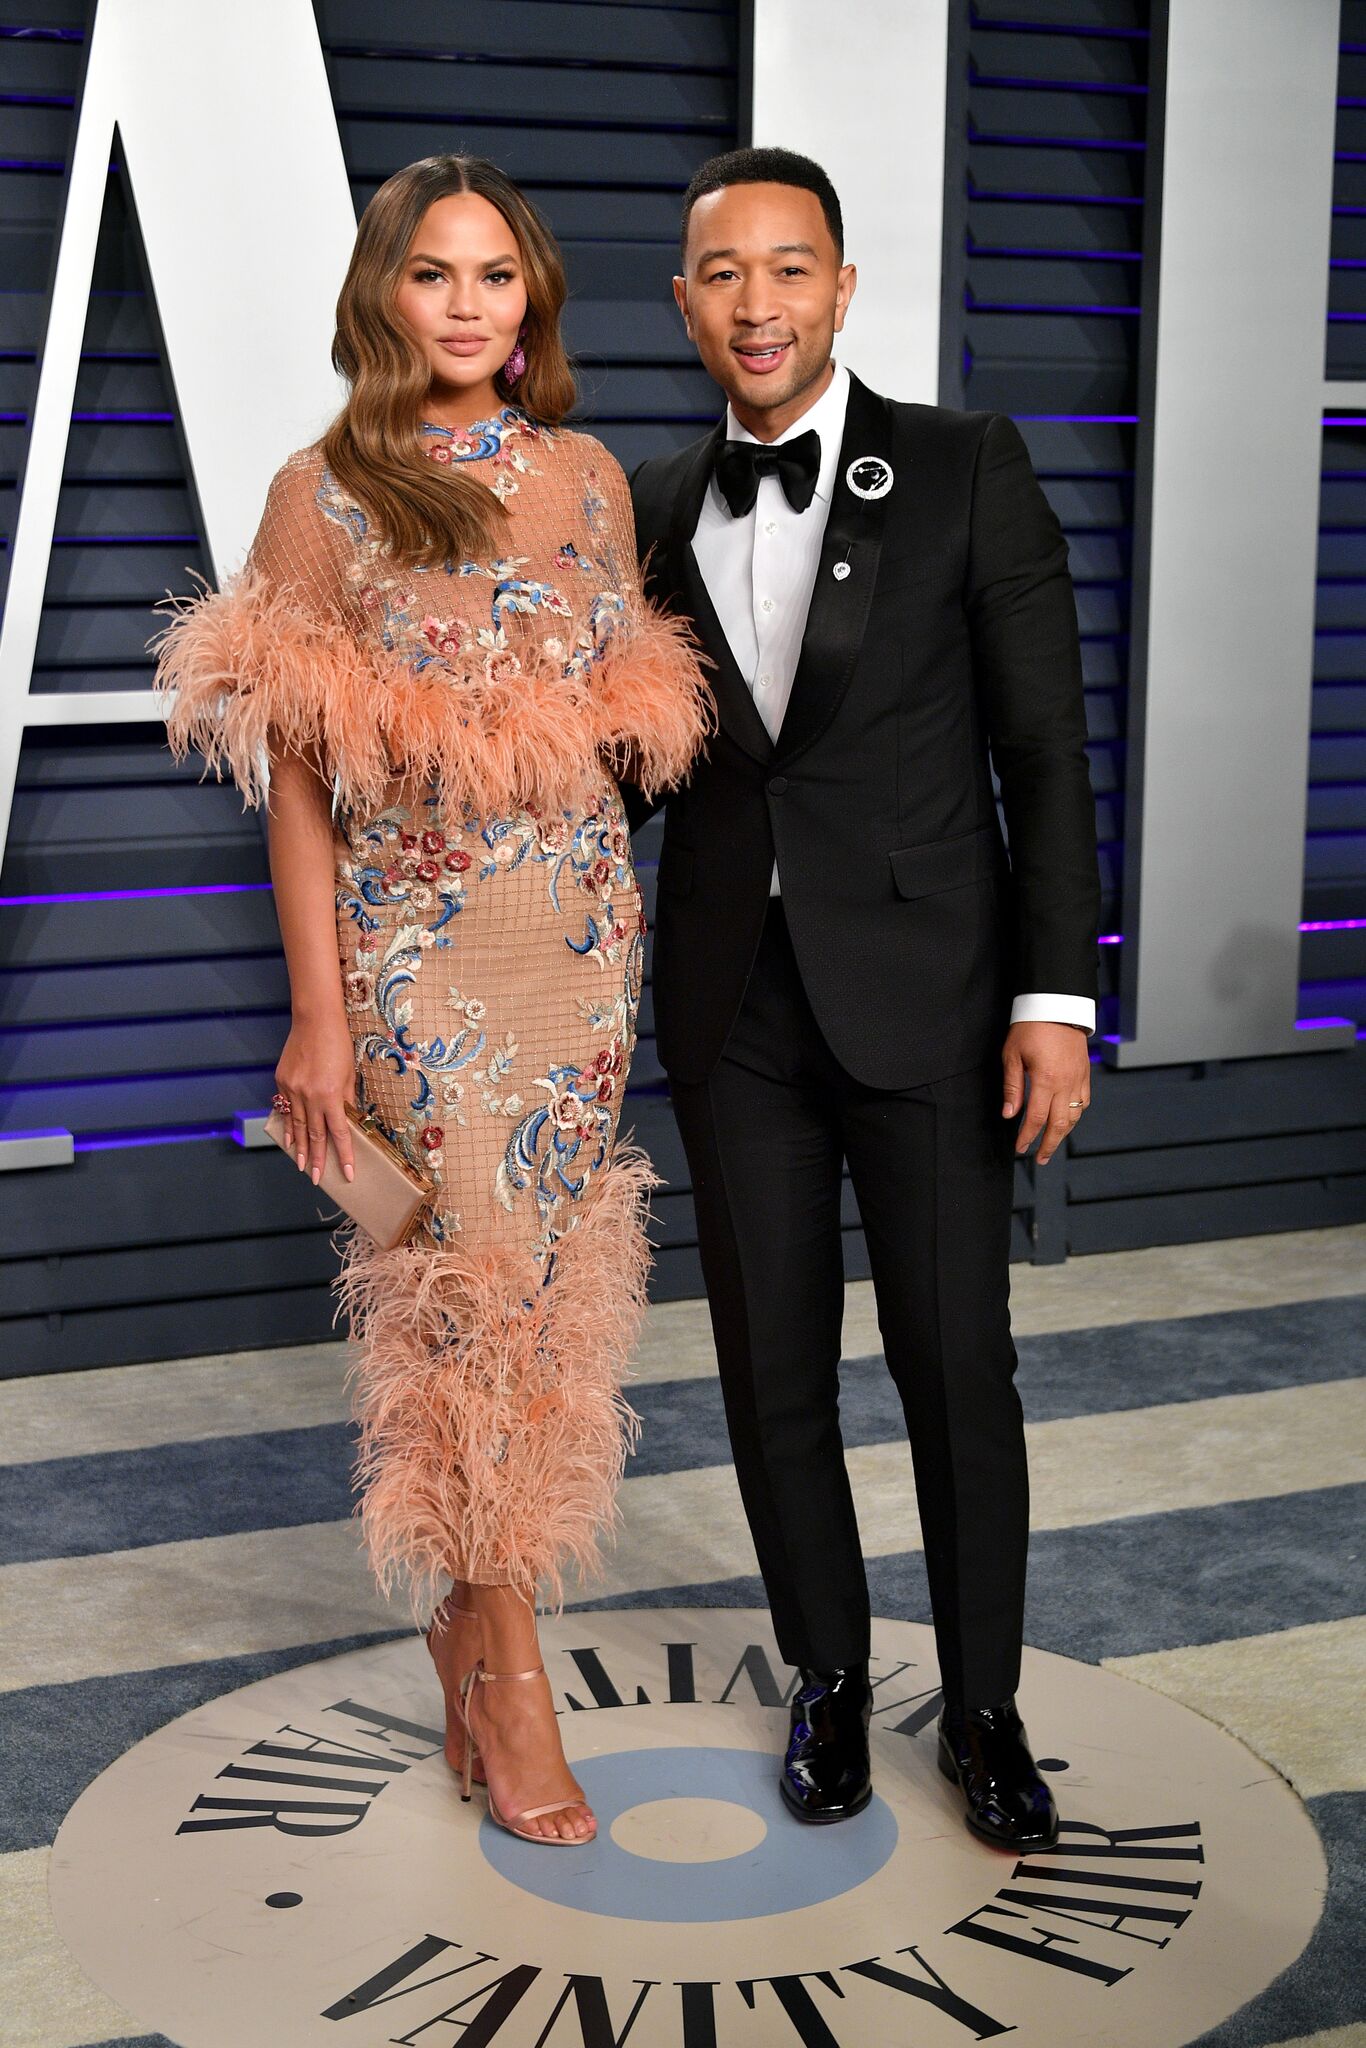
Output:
left=688, top=361, right=1095, bottom=1035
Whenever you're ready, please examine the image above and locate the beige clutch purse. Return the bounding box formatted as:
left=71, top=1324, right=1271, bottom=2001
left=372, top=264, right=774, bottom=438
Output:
left=263, top=1100, right=434, bottom=1249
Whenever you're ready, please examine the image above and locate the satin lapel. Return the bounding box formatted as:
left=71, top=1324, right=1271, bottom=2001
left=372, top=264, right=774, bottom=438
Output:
left=666, top=421, right=775, bottom=766
left=774, top=374, right=895, bottom=764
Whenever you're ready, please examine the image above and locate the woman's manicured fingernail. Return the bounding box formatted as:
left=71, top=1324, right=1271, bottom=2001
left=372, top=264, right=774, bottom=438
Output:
left=312, top=1167, right=321, bottom=1185
left=344, top=1164, right=354, bottom=1182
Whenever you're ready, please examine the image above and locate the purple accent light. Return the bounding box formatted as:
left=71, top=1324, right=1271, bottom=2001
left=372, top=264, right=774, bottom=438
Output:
left=1295, top=1016, right=1356, bottom=1031
left=1084, top=920, right=1363, bottom=948
left=71, top=410, right=175, bottom=424
left=970, top=246, right=1141, bottom=264
left=968, top=298, right=1141, bottom=316
left=970, top=73, right=1148, bottom=98
left=1013, top=413, right=1139, bottom=423
left=74, top=1125, right=238, bottom=1153
left=0, top=882, right=272, bottom=908
left=29, top=893, right=1332, bottom=939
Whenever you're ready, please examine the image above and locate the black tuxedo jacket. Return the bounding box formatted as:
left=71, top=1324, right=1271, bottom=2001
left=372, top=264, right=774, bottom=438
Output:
left=629, top=372, right=1100, bottom=1090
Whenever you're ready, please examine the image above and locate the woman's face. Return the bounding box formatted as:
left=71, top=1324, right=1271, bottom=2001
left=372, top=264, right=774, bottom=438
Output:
left=393, top=192, right=529, bottom=418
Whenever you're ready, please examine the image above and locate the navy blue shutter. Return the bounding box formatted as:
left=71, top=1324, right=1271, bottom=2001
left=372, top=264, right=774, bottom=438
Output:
left=961, top=0, right=1147, bottom=1040
left=0, top=1, right=739, bottom=1370
left=953, top=1, right=1366, bottom=1257
left=1315, top=0, right=1366, bottom=1029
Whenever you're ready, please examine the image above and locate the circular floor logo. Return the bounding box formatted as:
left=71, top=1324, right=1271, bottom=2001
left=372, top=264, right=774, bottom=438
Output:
left=49, top=1611, right=1325, bottom=2048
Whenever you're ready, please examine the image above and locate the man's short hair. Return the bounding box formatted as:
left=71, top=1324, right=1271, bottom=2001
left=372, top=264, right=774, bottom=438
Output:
left=679, top=146, right=844, bottom=263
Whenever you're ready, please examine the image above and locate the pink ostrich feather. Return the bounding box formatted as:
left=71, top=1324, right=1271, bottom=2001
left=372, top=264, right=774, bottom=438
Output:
left=152, top=572, right=712, bottom=818
left=338, top=1147, right=657, bottom=1623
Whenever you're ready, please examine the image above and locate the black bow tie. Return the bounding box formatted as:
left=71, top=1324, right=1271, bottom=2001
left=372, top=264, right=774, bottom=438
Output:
left=713, top=428, right=821, bottom=519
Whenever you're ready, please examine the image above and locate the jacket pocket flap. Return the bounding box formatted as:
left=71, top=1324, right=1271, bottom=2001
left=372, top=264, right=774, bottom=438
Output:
left=889, top=825, right=1000, bottom=900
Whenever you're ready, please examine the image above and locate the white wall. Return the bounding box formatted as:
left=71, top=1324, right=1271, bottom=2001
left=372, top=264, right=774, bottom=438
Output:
left=750, top=0, right=950, bottom=402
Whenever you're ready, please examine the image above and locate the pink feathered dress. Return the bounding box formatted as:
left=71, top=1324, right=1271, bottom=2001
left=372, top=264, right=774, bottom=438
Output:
left=155, top=409, right=710, bottom=1618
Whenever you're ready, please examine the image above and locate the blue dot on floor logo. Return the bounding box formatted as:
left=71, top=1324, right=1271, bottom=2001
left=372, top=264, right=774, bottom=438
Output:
left=478, top=1746, right=898, bottom=1921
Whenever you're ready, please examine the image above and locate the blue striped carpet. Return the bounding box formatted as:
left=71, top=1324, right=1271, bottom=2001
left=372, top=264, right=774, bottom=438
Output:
left=3, top=1266, right=1362, bottom=2048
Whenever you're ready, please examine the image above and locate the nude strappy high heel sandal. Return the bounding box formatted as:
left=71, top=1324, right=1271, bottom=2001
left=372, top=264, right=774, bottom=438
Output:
left=426, top=1598, right=486, bottom=1786
left=460, top=1661, right=596, bottom=1846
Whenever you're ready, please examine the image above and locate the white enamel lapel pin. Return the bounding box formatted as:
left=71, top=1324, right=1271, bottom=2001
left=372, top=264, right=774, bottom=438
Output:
left=845, top=455, right=893, bottom=501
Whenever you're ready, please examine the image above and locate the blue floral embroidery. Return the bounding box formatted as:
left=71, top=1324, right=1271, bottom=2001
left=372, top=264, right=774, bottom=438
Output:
left=496, top=1062, right=613, bottom=1222
left=337, top=812, right=469, bottom=940
left=360, top=923, right=485, bottom=1121
left=548, top=805, right=639, bottom=971
left=421, top=408, right=544, bottom=465
left=311, top=418, right=651, bottom=1257
left=581, top=473, right=608, bottom=532
left=314, top=417, right=630, bottom=690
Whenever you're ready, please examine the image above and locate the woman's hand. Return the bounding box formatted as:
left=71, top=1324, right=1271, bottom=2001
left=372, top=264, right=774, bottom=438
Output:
left=274, top=1012, right=357, bottom=1186
left=264, top=739, right=356, bottom=1189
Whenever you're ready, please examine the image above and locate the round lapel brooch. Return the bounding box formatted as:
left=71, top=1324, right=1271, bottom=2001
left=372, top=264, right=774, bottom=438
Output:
left=845, top=455, right=894, bottom=501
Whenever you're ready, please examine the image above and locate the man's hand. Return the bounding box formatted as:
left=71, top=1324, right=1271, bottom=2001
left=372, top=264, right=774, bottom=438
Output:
left=1002, top=1021, right=1091, bottom=1164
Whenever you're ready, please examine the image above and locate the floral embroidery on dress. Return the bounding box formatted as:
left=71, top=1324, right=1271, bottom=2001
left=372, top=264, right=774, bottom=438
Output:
left=337, top=812, right=471, bottom=938
left=336, top=780, right=642, bottom=1258
left=312, top=415, right=635, bottom=691
left=359, top=923, right=484, bottom=1123
left=423, top=407, right=544, bottom=504
left=551, top=802, right=644, bottom=972
left=421, top=408, right=544, bottom=470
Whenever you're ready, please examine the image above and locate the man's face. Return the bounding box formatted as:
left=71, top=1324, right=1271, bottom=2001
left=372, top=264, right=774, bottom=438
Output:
left=674, top=182, right=856, bottom=434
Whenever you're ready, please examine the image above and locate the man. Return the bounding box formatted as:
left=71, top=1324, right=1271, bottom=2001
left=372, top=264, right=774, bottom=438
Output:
left=627, top=148, right=1099, bottom=1851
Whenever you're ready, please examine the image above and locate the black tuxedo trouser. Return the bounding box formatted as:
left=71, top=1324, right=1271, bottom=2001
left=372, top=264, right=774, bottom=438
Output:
left=667, top=897, right=1028, bottom=1710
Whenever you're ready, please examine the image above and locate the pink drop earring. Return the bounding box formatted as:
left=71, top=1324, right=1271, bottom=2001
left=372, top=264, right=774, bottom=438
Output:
left=502, top=324, right=527, bottom=386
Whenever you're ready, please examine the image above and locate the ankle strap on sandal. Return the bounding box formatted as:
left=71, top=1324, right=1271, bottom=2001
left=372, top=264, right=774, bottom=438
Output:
left=428, top=1597, right=478, bottom=1632
left=473, top=1661, right=545, bottom=1684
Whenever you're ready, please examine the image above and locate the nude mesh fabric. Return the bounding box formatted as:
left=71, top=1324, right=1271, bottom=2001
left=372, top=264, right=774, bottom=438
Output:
left=154, top=412, right=711, bottom=1616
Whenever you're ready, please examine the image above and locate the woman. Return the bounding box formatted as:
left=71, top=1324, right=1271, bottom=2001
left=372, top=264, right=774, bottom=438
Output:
left=155, top=156, right=709, bottom=1846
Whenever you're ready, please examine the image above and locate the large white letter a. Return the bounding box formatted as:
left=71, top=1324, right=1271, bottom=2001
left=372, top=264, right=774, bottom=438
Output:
left=0, top=0, right=355, bottom=850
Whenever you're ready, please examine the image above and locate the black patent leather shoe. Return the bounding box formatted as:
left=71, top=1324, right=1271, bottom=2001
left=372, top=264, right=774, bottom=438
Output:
left=938, top=1698, right=1059, bottom=1851
left=780, top=1664, right=873, bottom=1824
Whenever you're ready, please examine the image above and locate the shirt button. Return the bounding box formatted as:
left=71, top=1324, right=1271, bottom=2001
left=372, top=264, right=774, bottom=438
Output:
left=756, top=672, right=772, bottom=690
left=761, top=597, right=775, bottom=613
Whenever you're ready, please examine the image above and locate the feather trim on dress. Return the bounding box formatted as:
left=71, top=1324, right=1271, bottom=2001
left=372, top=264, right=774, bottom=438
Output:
left=152, top=572, right=712, bottom=818
left=338, top=1146, right=655, bottom=1622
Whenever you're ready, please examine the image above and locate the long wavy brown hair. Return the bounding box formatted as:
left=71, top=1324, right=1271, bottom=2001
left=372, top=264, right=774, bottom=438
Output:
left=322, top=156, right=577, bottom=570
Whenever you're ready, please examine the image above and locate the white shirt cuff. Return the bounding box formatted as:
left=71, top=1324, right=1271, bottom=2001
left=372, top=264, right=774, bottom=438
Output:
left=1010, top=992, right=1096, bottom=1033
